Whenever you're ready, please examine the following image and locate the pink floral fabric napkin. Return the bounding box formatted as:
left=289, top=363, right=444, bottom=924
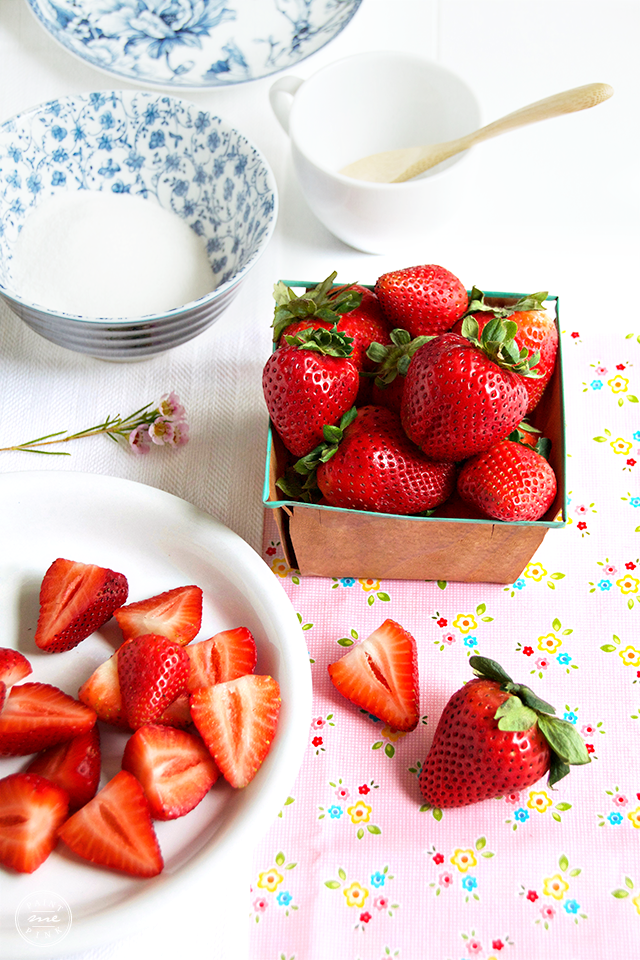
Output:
left=250, top=323, right=640, bottom=960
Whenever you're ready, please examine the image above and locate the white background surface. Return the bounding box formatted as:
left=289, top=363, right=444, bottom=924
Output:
left=0, top=1, right=638, bottom=958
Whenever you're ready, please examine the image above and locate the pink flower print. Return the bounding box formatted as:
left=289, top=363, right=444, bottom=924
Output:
left=311, top=717, right=325, bottom=730
left=253, top=898, right=268, bottom=913
left=335, top=786, right=350, bottom=801
left=437, top=617, right=448, bottom=627
left=358, top=784, right=371, bottom=795
left=535, top=657, right=550, bottom=671
left=504, top=791, right=521, bottom=804
left=574, top=504, right=589, bottom=515
left=614, top=794, right=629, bottom=806
left=433, top=852, right=445, bottom=864
left=602, top=563, right=618, bottom=576
left=442, top=632, right=456, bottom=645
left=527, top=890, right=539, bottom=902
left=492, top=941, right=504, bottom=951
left=594, top=365, right=608, bottom=375
left=128, top=424, right=151, bottom=455
left=374, top=896, right=388, bottom=910
left=438, top=871, right=454, bottom=888
left=360, top=911, right=372, bottom=923
left=467, top=939, right=483, bottom=955
left=312, top=736, right=323, bottom=748
left=540, top=905, right=556, bottom=921
left=581, top=723, right=596, bottom=736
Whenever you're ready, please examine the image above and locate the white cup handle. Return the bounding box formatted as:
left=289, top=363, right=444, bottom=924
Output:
left=269, top=76, right=303, bottom=135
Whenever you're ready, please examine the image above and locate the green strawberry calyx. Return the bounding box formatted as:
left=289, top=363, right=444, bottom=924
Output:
left=464, top=287, right=549, bottom=320
left=282, top=324, right=355, bottom=359
left=508, top=421, right=552, bottom=460
left=275, top=406, right=358, bottom=501
left=460, top=314, right=541, bottom=378
left=365, top=328, right=433, bottom=387
left=272, top=272, right=363, bottom=342
left=469, top=655, right=591, bottom=787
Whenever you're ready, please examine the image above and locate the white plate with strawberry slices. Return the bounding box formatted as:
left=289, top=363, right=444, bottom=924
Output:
left=0, top=471, right=312, bottom=959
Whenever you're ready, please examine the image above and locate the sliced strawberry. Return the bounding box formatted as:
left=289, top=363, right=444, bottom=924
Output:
left=58, top=770, right=163, bottom=877
left=0, top=681, right=5, bottom=714
left=122, top=725, right=219, bottom=820
left=328, top=619, right=419, bottom=732
left=27, top=726, right=101, bottom=811
left=156, top=692, right=192, bottom=729
left=114, top=586, right=203, bottom=646
left=118, top=634, right=189, bottom=729
left=35, top=558, right=129, bottom=653
left=0, top=772, right=69, bottom=873
left=0, top=648, right=32, bottom=687
left=78, top=653, right=128, bottom=728
left=185, top=627, right=257, bottom=693
left=190, top=675, right=281, bottom=789
left=0, top=682, right=97, bottom=757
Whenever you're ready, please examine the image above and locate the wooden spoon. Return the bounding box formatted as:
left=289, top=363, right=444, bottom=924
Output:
left=339, top=82, right=614, bottom=183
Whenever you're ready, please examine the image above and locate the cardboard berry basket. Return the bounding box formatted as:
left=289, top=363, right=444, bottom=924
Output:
left=262, top=285, right=566, bottom=584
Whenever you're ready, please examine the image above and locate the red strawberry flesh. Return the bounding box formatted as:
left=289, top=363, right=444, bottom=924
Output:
left=186, top=627, right=257, bottom=692
left=0, top=772, right=69, bottom=873
left=117, top=634, right=190, bottom=729
left=27, top=726, right=101, bottom=811
left=0, top=682, right=97, bottom=757
left=0, top=647, right=32, bottom=687
left=114, top=585, right=203, bottom=646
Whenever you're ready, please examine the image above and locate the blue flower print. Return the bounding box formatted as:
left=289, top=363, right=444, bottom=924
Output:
left=512, top=578, right=526, bottom=590
left=277, top=890, right=293, bottom=906
left=630, top=497, right=640, bottom=508
left=328, top=805, right=343, bottom=819
left=514, top=808, right=529, bottom=823
left=463, top=636, right=478, bottom=648
left=557, top=652, right=572, bottom=665
left=370, top=871, right=386, bottom=888
left=564, top=899, right=580, bottom=914
left=462, top=875, right=477, bottom=892
left=633, top=431, right=640, bottom=442
left=598, top=579, right=612, bottom=591
left=564, top=711, right=578, bottom=724
left=339, top=578, right=356, bottom=587
left=591, top=380, right=603, bottom=390
left=608, top=811, right=624, bottom=825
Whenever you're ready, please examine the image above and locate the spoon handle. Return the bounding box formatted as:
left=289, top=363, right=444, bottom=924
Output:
left=394, top=82, right=614, bottom=182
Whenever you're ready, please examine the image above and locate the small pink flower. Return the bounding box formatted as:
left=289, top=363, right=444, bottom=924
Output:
left=149, top=417, right=175, bottom=445
left=166, top=419, right=189, bottom=447
left=540, top=904, right=556, bottom=920
left=358, top=784, right=371, bottom=795
left=129, top=425, right=151, bottom=455
left=614, top=794, right=628, bottom=806
left=253, top=898, right=268, bottom=913
left=158, top=391, right=186, bottom=421
left=581, top=723, right=595, bottom=736
left=439, top=871, right=454, bottom=888
left=467, top=939, right=482, bottom=955
left=535, top=657, right=550, bottom=670
left=602, top=564, right=617, bottom=576
left=574, top=504, right=589, bottom=515
left=335, top=786, right=350, bottom=800
left=311, top=717, right=325, bottom=729
left=374, top=896, right=388, bottom=910
left=442, top=632, right=456, bottom=645
left=505, top=791, right=521, bottom=805
left=594, top=365, right=608, bottom=375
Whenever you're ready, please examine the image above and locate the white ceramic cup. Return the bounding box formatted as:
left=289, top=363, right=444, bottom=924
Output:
left=270, top=51, right=481, bottom=254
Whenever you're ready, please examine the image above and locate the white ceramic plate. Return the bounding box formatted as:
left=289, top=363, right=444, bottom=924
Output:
left=0, top=471, right=311, bottom=959
left=24, top=0, right=362, bottom=90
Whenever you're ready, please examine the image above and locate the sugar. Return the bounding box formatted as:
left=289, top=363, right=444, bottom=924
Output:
left=10, top=191, right=216, bottom=319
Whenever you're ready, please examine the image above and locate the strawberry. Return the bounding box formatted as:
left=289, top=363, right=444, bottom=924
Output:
left=366, top=327, right=434, bottom=414
left=419, top=656, right=590, bottom=808
left=117, top=634, right=190, bottom=729
left=457, top=439, right=557, bottom=522
left=114, top=585, right=203, bottom=647
left=185, top=627, right=257, bottom=693
left=374, top=264, right=468, bottom=338
left=327, top=619, right=419, bottom=732
left=0, top=772, right=69, bottom=873
left=35, top=558, right=128, bottom=653
left=401, top=317, right=536, bottom=462
left=190, top=674, right=281, bottom=789
left=27, top=726, right=101, bottom=811
left=0, top=681, right=5, bottom=713
left=58, top=769, right=163, bottom=877
left=273, top=276, right=392, bottom=372
left=122, top=725, right=219, bottom=820
left=314, top=405, right=456, bottom=515
left=263, top=325, right=360, bottom=458
left=453, top=290, right=557, bottom=413
left=0, top=647, right=32, bottom=687
left=78, top=653, right=128, bottom=728
left=0, top=682, right=96, bottom=757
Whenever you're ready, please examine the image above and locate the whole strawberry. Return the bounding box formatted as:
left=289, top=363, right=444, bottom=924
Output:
left=374, top=264, right=468, bottom=338
left=263, top=325, right=360, bottom=458
left=419, top=656, right=590, bottom=809
left=401, top=317, right=536, bottom=462
left=457, top=438, right=557, bottom=521
left=315, top=405, right=456, bottom=515
left=453, top=290, right=558, bottom=412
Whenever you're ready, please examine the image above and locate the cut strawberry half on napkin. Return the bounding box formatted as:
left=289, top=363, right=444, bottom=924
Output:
left=0, top=772, right=69, bottom=873
left=328, top=619, right=420, bottom=732
left=114, top=585, right=203, bottom=646
left=35, top=558, right=129, bottom=653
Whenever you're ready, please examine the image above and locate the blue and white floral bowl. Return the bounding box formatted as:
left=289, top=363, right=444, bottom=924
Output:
left=0, top=90, right=277, bottom=360
left=25, top=0, right=363, bottom=90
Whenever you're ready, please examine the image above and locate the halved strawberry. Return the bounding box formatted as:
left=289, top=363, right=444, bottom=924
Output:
left=327, top=619, right=419, bottom=732
left=156, top=693, right=192, bottom=729
left=0, top=682, right=97, bottom=757
left=118, top=634, right=190, bottom=729
left=78, top=654, right=128, bottom=728
left=0, top=681, right=5, bottom=713
left=185, top=627, right=257, bottom=693
left=0, top=772, right=69, bottom=873
left=58, top=770, right=163, bottom=877
left=35, top=558, right=129, bottom=653
left=0, top=648, right=32, bottom=687
left=27, top=726, right=101, bottom=811
left=190, top=675, right=281, bottom=789
left=114, top=586, right=203, bottom=646
left=122, top=725, right=219, bottom=820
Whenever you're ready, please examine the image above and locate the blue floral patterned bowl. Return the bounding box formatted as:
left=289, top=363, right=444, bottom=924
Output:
left=25, top=0, right=363, bottom=90
left=0, top=90, right=277, bottom=360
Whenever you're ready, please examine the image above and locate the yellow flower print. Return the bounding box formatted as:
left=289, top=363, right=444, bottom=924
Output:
left=627, top=807, right=640, bottom=828
left=343, top=881, right=369, bottom=908
left=537, top=634, right=562, bottom=654
left=358, top=578, right=381, bottom=592
left=619, top=646, right=640, bottom=666
left=450, top=848, right=477, bottom=873
left=617, top=575, right=640, bottom=595
left=524, top=562, right=547, bottom=581
left=270, top=557, right=293, bottom=579
left=543, top=874, right=570, bottom=900
left=347, top=800, right=372, bottom=824
left=453, top=614, right=478, bottom=633
left=608, top=375, right=629, bottom=394
left=633, top=892, right=640, bottom=915
left=257, top=868, right=283, bottom=892
left=611, top=438, right=632, bottom=456
left=527, top=790, right=553, bottom=813
left=381, top=725, right=407, bottom=743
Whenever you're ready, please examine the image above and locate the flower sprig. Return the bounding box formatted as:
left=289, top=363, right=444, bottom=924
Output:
left=0, top=392, right=188, bottom=456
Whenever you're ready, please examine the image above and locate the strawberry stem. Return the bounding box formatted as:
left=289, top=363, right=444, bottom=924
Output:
left=272, top=273, right=363, bottom=342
